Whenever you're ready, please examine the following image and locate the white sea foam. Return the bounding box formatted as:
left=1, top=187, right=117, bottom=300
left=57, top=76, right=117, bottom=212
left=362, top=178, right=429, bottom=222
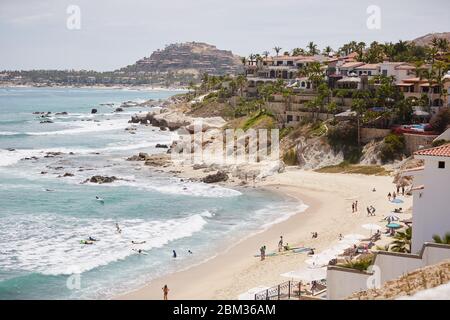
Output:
left=0, top=131, right=21, bottom=136
left=110, top=178, right=242, bottom=198
left=0, top=213, right=208, bottom=275
left=26, top=118, right=129, bottom=136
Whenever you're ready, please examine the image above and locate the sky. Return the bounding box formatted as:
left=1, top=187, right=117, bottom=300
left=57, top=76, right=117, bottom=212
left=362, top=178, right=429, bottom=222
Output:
left=0, top=0, right=449, bottom=71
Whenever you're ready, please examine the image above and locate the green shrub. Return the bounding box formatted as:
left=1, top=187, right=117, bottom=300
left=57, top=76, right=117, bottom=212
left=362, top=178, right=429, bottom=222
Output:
left=327, top=123, right=361, bottom=163
left=432, top=139, right=449, bottom=147
left=283, top=148, right=298, bottom=166
left=430, top=108, right=450, bottom=134
left=339, top=255, right=374, bottom=272
left=379, top=134, right=405, bottom=163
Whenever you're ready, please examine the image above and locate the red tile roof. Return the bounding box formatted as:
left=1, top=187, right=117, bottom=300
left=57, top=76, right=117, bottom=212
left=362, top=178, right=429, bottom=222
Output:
left=414, top=143, right=450, bottom=157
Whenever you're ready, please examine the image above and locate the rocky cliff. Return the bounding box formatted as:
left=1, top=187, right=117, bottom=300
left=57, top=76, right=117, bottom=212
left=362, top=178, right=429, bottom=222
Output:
left=121, top=42, right=243, bottom=76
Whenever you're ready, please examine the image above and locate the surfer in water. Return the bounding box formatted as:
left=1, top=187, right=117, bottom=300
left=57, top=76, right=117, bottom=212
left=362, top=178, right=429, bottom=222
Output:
left=95, top=196, right=104, bottom=204
left=88, top=236, right=99, bottom=242
left=115, top=222, right=122, bottom=234
left=132, top=249, right=146, bottom=254
left=132, top=240, right=146, bottom=245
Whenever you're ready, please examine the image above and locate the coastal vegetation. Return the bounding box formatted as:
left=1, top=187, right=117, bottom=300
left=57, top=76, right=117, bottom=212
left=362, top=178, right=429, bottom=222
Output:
left=315, top=162, right=389, bottom=175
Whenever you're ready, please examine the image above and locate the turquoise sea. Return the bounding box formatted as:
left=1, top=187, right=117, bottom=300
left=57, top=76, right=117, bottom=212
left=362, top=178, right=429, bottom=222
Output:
left=0, top=87, right=305, bottom=299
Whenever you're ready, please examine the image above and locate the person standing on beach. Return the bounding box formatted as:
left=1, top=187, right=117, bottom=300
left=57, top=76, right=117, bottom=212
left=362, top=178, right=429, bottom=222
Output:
left=352, top=202, right=355, bottom=213
left=260, top=246, right=266, bottom=261
left=388, top=192, right=391, bottom=201
left=355, top=201, right=358, bottom=212
left=278, top=236, right=283, bottom=252
left=172, top=250, right=177, bottom=258
left=402, top=186, right=405, bottom=196
left=162, top=285, right=169, bottom=300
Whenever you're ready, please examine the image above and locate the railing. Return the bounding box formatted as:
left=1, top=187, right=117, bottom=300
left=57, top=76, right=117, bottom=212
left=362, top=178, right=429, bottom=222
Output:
left=254, top=281, right=301, bottom=300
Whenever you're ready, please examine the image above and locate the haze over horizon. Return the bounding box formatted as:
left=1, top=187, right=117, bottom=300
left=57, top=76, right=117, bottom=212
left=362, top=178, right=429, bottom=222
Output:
left=0, top=0, right=449, bottom=71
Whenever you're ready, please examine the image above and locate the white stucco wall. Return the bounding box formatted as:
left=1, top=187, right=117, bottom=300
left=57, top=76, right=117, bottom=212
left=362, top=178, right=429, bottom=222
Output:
left=412, top=156, right=450, bottom=253
left=327, top=244, right=450, bottom=299
left=326, top=267, right=371, bottom=300
left=374, top=253, right=422, bottom=283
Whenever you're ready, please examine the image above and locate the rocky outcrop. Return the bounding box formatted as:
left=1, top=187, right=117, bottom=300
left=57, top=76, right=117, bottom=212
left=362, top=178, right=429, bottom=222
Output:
left=155, top=144, right=168, bottom=149
left=127, top=152, right=150, bottom=161
left=84, top=175, right=119, bottom=184
left=91, top=108, right=98, bottom=114
left=115, top=107, right=124, bottom=112
left=202, top=171, right=229, bottom=183
left=144, top=154, right=170, bottom=167
left=121, top=42, right=243, bottom=76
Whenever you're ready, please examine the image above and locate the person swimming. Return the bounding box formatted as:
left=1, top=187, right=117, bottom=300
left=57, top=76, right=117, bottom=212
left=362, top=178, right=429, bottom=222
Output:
left=132, top=249, right=145, bottom=254
left=132, top=240, right=146, bottom=245
left=88, top=236, right=98, bottom=242
left=188, top=250, right=193, bottom=254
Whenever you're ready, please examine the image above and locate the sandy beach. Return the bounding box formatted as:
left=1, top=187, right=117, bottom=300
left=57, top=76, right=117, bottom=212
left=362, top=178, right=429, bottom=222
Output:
left=118, top=168, right=412, bottom=300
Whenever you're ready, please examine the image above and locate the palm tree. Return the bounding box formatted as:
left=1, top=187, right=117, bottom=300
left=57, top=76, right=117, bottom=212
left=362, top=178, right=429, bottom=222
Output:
left=307, top=41, right=319, bottom=55
left=390, top=227, right=412, bottom=253
left=235, top=75, right=246, bottom=97
left=437, top=38, right=449, bottom=52
left=241, top=57, right=247, bottom=67
left=273, top=46, right=282, bottom=56
left=323, top=46, right=333, bottom=56
left=292, top=48, right=306, bottom=56
left=432, top=232, right=450, bottom=244
left=427, top=46, right=439, bottom=64
left=248, top=53, right=255, bottom=66
left=414, top=60, right=424, bottom=78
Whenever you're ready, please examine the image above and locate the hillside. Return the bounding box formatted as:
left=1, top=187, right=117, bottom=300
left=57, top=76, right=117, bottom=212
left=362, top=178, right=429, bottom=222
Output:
left=411, top=32, right=450, bottom=46
left=120, top=42, right=243, bottom=76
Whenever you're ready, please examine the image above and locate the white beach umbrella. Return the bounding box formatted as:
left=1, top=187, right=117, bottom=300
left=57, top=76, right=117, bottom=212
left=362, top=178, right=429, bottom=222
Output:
left=343, top=234, right=365, bottom=241
left=362, top=223, right=382, bottom=236
left=281, top=267, right=327, bottom=282
left=305, top=253, right=335, bottom=268
left=362, top=223, right=382, bottom=231
left=238, top=286, right=270, bottom=300
left=384, top=214, right=400, bottom=222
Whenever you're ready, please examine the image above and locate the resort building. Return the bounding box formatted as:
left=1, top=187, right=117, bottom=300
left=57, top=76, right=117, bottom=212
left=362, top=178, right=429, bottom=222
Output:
left=327, top=143, right=450, bottom=299
left=407, top=144, right=450, bottom=253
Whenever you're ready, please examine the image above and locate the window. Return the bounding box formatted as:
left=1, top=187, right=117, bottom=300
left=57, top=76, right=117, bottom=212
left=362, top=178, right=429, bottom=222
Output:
left=382, top=70, right=387, bottom=76
left=368, top=71, right=372, bottom=76
left=438, top=161, right=445, bottom=169
left=287, top=115, right=293, bottom=123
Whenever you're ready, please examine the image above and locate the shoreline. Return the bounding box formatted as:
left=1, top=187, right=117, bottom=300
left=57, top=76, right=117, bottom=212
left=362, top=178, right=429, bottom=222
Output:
left=118, top=169, right=412, bottom=300
left=118, top=183, right=317, bottom=300
left=0, top=84, right=188, bottom=92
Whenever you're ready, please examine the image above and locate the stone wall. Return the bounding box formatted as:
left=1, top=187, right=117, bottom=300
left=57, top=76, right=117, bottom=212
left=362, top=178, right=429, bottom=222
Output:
left=360, top=128, right=391, bottom=143
left=404, top=133, right=438, bottom=155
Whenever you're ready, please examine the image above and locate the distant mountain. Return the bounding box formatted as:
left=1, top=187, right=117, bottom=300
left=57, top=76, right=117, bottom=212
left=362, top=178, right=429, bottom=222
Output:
left=411, top=32, right=450, bottom=46
left=120, top=42, right=243, bottom=76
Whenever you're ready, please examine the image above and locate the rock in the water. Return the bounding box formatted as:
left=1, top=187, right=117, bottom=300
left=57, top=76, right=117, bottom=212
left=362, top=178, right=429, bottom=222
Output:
left=55, top=112, right=68, bottom=115
left=202, top=171, right=229, bottom=183
left=85, top=175, right=118, bottom=184
left=91, top=108, right=98, bottom=114
left=127, top=152, right=149, bottom=161
left=115, top=107, right=124, bottom=112
left=59, top=172, right=74, bottom=178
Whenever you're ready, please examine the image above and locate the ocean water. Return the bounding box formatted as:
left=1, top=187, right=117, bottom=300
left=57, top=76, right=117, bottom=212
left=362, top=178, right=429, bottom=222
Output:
left=0, top=87, right=306, bottom=299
